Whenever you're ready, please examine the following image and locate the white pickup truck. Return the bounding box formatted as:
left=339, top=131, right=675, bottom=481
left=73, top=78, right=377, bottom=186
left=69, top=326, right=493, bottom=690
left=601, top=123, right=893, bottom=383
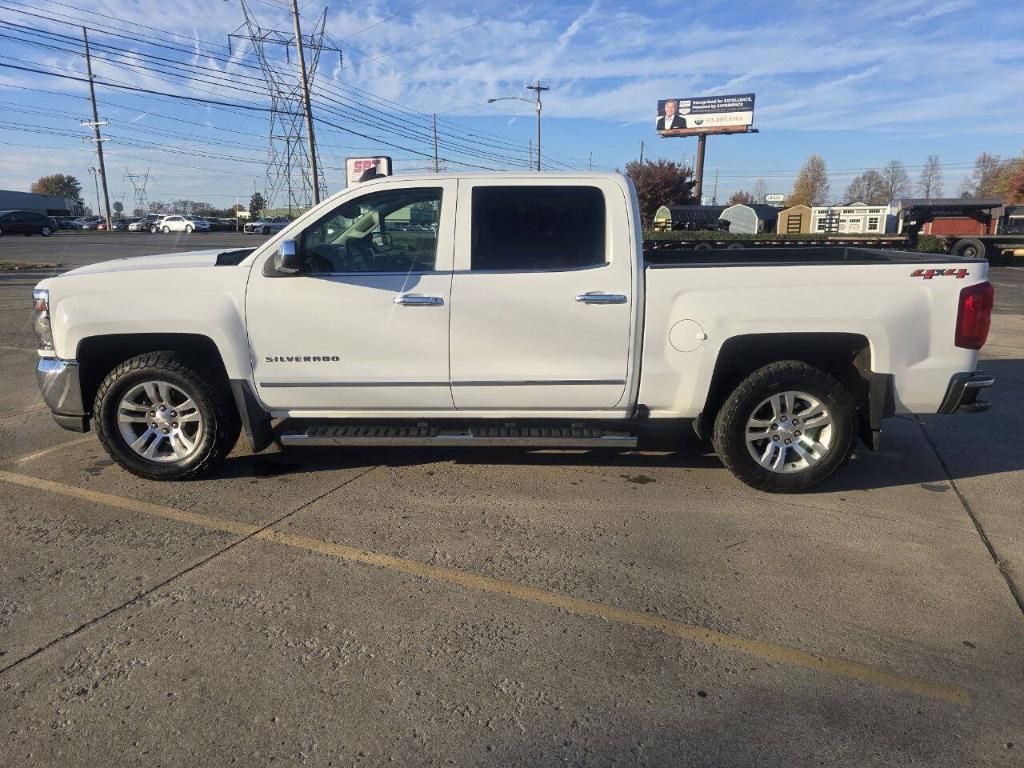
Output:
left=32, top=173, right=995, bottom=492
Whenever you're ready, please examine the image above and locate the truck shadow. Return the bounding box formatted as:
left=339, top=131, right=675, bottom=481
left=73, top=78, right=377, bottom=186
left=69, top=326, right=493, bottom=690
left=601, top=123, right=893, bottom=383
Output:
left=215, top=357, right=1023, bottom=492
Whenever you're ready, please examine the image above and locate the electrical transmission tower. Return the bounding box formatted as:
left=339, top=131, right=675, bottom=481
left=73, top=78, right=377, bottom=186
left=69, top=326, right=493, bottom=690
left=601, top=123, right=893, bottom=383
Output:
left=230, top=1, right=337, bottom=213
left=124, top=168, right=151, bottom=215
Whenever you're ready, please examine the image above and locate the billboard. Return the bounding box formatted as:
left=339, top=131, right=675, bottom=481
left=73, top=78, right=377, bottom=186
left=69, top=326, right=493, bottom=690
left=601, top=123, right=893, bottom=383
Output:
left=656, top=94, right=755, bottom=136
left=346, top=156, right=393, bottom=186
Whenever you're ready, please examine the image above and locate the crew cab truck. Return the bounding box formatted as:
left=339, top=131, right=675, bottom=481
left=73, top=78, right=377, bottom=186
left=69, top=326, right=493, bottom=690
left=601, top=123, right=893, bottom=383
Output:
left=32, top=173, right=995, bottom=492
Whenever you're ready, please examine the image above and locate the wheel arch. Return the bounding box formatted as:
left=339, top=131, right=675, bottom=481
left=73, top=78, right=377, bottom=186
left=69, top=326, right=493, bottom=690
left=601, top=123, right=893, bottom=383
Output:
left=694, top=332, right=883, bottom=446
left=77, top=333, right=230, bottom=417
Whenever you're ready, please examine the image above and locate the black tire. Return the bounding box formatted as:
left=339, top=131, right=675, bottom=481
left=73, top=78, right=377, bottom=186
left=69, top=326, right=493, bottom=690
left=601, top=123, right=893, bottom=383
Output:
left=951, top=238, right=984, bottom=259
left=712, top=360, right=856, bottom=493
left=185, top=225, right=193, bottom=233
left=41, top=226, right=53, bottom=237
left=262, top=226, right=270, bottom=235
left=693, top=242, right=713, bottom=250
left=726, top=242, right=746, bottom=249
left=94, top=351, right=240, bottom=480
left=162, top=226, right=170, bottom=233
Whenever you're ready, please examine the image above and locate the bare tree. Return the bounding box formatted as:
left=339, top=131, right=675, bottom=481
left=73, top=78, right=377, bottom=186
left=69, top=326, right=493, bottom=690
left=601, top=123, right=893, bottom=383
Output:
left=879, top=160, right=911, bottom=203
left=917, top=155, right=943, bottom=200
left=790, top=155, right=830, bottom=206
left=844, top=169, right=887, bottom=204
left=752, top=178, right=768, bottom=204
left=960, top=153, right=1005, bottom=198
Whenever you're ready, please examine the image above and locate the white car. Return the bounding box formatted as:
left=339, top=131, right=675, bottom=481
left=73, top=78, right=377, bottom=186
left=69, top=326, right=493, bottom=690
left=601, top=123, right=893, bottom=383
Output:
left=244, top=217, right=290, bottom=235
left=31, top=172, right=995, bottom=491
left=155, top=215, right=209, bottom=234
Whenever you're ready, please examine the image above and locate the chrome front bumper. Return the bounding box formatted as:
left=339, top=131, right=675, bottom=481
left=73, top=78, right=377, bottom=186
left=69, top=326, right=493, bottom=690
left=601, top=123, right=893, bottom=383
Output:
left=937, top=371, right=994, bottom=414
left=36, top=357, right=89, bottom=432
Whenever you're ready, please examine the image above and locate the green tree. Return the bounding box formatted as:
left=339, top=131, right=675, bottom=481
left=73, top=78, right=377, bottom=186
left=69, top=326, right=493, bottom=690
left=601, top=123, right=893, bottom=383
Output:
left=30, top=173, right=83, bottom=203
left=249, top=192, right=266, bottom=218
left=623, top=159, right=696, bottom=227
left=789, top=155, right=830, bottom=206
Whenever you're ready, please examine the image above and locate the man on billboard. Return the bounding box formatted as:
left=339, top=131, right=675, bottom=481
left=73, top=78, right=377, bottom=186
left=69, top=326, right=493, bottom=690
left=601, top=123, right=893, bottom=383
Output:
left=657, top=99, right=687, bottom=130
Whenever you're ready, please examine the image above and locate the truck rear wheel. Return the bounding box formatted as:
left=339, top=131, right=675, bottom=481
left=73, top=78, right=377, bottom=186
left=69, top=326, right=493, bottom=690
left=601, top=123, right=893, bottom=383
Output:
left=94, top=351, right=240, bottom=480
left=712, top=360, right=856, bottom=493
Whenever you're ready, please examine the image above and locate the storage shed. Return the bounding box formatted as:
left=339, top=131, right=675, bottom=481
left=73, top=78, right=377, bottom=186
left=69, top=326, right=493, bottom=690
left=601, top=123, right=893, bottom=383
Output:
left=652, top=205, right=727, bottom=231
left=775, top=204, right=812, bottom=234
left=718, top=203, right=779, bottom=234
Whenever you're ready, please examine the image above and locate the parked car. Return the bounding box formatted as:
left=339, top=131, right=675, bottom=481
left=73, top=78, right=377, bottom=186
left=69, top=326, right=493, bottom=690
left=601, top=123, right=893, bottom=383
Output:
left=30, top=172, right=996, bottom=491
left=0, top=210, right=56, bottom=236
left=154, top=215, right=208, bottom=234
left=75, top=217, right=101, bottom=230
left=54, top=217, right=78, bottom=229
left=110, top=218, right=132, bottom=231
left=244, top=216, right=290, bottom=235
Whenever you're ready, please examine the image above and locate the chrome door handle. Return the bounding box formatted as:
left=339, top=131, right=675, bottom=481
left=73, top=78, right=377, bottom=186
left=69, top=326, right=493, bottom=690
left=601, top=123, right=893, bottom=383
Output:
left=394, top=294, right=444, bottom=306
left=575, top=291, right=627, bottom=304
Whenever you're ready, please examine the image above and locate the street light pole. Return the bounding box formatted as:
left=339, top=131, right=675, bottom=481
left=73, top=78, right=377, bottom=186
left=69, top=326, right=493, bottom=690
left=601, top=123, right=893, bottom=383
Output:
left=488, top=81, right=549, bottom=172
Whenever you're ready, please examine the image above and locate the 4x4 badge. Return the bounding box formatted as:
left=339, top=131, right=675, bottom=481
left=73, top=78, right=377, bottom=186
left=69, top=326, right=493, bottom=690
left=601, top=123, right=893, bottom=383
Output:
left=911, top=268, right=969, bottom=280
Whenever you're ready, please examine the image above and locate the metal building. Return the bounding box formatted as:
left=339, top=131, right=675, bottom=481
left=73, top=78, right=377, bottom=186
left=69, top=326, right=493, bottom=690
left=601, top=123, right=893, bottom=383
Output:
left=718, top=203, right=778, bottom=234
left=652, top=205, right=727, bottom=231
left=0, top=190, right=82, bottom=216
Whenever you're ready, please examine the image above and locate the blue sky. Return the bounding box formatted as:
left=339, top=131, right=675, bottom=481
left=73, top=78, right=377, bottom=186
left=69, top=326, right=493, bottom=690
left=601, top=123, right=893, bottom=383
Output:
left=1, top=0, right=1022, bottom=210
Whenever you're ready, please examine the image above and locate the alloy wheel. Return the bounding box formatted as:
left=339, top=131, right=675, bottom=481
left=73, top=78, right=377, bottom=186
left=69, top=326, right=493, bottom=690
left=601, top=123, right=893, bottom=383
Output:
left=116, top=380, right=204, bottom=462
left=744, top=390, right=834, bottom=473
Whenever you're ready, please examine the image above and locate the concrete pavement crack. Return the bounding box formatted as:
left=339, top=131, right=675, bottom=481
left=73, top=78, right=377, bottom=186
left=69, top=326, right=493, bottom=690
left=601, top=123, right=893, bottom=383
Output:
left=0, top=464, right=380, bottom=676
left=913, top=415, right=1024, bottom=617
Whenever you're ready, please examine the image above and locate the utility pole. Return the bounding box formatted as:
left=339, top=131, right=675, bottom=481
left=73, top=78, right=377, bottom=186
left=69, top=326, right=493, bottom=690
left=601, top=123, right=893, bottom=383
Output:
left=81, top=28, right=111, bottom=230
left=289, top=0, right=320, bottom=205
left=588, top=151, right=592, bottom=172
left=432, top=113, right=440, bottom=173
left=638, top=140, right=645, bottom=165
left=712, top=168, right=719, bottom=205
left=526, top=80, right=548, bottom=172
left=694, top=134, right=707, bottom=204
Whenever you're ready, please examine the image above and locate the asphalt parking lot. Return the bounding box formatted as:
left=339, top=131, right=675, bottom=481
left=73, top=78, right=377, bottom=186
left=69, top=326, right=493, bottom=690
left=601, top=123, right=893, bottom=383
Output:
left=1, top=250, right=1022, bottom=765
left=0, top=231, right=267, bottom=268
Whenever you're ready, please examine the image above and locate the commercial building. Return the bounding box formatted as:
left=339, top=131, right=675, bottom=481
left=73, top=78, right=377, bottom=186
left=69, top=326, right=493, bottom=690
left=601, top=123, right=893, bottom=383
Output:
left=0, top=190, right=82, bottom=216
left=810, top=203, right=896, bottom=234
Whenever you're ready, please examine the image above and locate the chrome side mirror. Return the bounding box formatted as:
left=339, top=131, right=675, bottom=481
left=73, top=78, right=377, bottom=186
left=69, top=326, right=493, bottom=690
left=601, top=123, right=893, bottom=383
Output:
left=274, top=239, right=300, bottom=274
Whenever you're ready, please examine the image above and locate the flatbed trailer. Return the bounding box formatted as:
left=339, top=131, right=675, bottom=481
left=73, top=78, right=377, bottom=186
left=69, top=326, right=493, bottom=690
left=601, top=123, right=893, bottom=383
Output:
left=643, top=233, right=1024, bottom=261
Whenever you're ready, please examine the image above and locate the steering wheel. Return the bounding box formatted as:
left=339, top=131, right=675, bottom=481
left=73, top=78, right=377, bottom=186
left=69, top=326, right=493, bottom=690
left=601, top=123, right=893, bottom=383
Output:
left=345, top=239, right=374, bottom=270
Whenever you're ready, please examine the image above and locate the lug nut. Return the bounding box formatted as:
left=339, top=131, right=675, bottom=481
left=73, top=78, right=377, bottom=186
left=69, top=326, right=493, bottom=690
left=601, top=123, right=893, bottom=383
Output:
left=770, top=423, right=777, bottom=429
left=162, top=428, right=170, bottom=434
left=151, top=422, right=157, bottom=428
left=791, top=418, right=799, bottom=425
left=795, top=430, right=802, bottom=436
left=170, top=411, right=176, bottom=417
left=772, top=435, right=779, bottom=442
left=172, top=422, right=178, bottom=428
left=784, top=438, right=792, bottom=445
left=159, top=405, right=166, bottom=411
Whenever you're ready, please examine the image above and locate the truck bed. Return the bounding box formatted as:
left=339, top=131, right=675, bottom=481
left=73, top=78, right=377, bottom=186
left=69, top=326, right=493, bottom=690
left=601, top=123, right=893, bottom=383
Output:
left=644, top=246, right=976, bottom=268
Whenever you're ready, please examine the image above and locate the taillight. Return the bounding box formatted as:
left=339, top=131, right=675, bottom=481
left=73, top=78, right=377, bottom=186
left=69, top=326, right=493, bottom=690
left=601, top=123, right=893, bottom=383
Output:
left=955, top=281, right=994, bottom=350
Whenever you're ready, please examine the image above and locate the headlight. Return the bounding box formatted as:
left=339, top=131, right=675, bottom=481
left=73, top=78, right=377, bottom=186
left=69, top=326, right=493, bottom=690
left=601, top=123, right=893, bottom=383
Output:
left=33, top=287, right=53, bottom=351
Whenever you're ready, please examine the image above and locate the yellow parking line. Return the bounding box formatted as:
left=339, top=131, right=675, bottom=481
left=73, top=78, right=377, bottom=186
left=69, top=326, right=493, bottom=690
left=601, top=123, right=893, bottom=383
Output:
left=0, top=468, right=971, bottom=706
left=10, top=436, right=96, bottom=465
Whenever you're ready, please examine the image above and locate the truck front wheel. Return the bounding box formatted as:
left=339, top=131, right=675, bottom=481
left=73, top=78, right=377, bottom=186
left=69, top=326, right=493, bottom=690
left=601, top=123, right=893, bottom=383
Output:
left=712, top=360, right=856, bottom=493
left=94, top=351, right=240, bottom=480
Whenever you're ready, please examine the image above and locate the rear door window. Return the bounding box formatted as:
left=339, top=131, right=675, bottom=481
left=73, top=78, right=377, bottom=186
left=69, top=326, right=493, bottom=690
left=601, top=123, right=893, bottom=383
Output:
left=470, top=186, right=606, bottom=271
